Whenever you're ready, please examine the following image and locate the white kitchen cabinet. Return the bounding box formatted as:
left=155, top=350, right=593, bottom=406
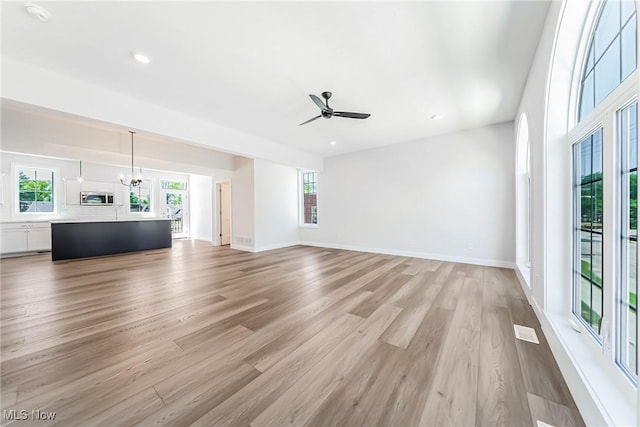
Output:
left=1, top=222, right=51, bottom=254
left=27, top=226, right=51, bottom=251
left=1, top=228, right=28, bottom=253
left=65, top=180, right=82, bottom=206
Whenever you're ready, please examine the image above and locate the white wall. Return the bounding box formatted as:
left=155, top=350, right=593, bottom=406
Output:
left=516, top=0, right=563, bottom=309
left=254, top=159, right=299, bottom=251
left=300, top=122, right=515, bottom=267
left=231, top=157, right=255, bottom=250
left=190, top=174, right=213, bottom=241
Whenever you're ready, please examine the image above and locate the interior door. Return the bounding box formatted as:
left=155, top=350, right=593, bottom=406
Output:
left=220, top=182, right=231, bottom=245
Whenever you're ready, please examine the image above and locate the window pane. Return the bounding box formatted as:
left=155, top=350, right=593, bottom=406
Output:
left=161, top=180, right=187, bottom=190
left=580, top=138, right=592, bottom=182
left=630, top=103, right=638, bottom=170
left=581, top=230, right=593, bottom=278
left=18, top=170, right=35, bottom=191
left=621, top=18, right=637, bottom=80
left=593, top=129, right=603, bottom=176
left=593, top=181, right=604, bottom=231
left=592, top=284, right=603, bottom=329
left=581, top=276, right=593, bottom=325
left=581, top=185, right=593, bottom=225
left=594, top=0, right=621, bottom=59
left=587, top=43, right=595, bottom=71
left=621, top=0, right=636, bottom=24
left=592, top=237, right=603, bottom=285
left=574, top=131, right=604, bottom=337
left=595, top=36, right=622, bottom=105
left=580, top=71, right=595, bottom=119
left=130, top=180, right=151, bottom=213
left=629, top=172, right=637, bottom=233
left=619, top=102, right=638, bottom=376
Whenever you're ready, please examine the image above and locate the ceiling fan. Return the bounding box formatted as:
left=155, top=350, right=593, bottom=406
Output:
left=299, top=91, right=370, bottom=126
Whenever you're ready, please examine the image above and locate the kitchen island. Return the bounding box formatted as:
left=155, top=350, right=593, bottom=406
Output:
left=51, top=219, right=172, bottom=261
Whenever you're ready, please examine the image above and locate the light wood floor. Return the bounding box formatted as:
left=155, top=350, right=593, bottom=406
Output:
left=1, top=240, right=584, bottom=426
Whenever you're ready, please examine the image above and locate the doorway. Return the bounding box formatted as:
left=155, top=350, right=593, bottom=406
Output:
left=160, top=180, right=189, bottom=238
left=216, top=181, right=231, bottom=245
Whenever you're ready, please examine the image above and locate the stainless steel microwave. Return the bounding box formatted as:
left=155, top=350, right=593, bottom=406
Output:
left=80, top=192, right=114, bottom=206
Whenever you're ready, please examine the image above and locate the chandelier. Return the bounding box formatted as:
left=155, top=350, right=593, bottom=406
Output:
left=119, top=131, right=143, bottom=187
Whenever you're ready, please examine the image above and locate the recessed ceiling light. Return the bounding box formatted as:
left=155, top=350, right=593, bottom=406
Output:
left=25, top=3, right=51, bottom=22
left=329, top=141, right=337, bottom=145
left=132, top=52, right=151, bottom=64
left=431, top=114, right=444, bottom=121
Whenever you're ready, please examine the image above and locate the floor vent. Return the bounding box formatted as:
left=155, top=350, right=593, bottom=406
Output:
left=513, top=324, right=539, bottom=344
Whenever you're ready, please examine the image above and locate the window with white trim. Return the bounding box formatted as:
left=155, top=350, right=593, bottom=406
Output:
left=301, top=171, right=317, bottom=225
left=129, top=180, right=152, bottom=213
left=579, top=0, right=637, bottom=120
left=516, top=114, right=532, bottom=277
left=16, top=167, right=55, bottom=213
left=573, top=129, right=604, bottom=334
left=571, top=0, right=637, bottom=380
left=618, top=101, right=637, bottom=376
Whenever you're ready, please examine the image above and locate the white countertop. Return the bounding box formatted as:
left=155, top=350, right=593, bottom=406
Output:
left=50, top=218, right=171, bottom=223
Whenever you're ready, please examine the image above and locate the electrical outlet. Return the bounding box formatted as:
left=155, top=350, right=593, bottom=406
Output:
left=467, top=242, right=474, bottom=250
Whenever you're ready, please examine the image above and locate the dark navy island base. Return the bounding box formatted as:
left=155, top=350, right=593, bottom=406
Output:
left=51, top=220, right=172, bottom=261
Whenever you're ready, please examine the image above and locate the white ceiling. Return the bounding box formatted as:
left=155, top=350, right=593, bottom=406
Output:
left=2, top=1, right=550, bottom=158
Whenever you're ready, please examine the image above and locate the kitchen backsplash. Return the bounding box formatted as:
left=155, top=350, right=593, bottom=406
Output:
left=60, top=205, right=130, bottom=221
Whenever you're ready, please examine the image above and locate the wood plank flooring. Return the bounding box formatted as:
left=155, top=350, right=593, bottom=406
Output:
left=0, top=240, right=584, bottom=426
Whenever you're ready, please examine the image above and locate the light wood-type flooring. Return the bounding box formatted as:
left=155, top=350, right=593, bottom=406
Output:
left=1, top=240, right=584, bottom=426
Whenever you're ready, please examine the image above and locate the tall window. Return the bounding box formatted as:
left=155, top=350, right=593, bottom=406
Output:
left=516, top=114, right=532, bottom=276
left=16, top=167, right=55, bottom=213
left=572, top=0, right=637, bottom=380
left=129, top=180, right=151, bottom=213
left=619, top=101, right=638, bottom=376
left=301, top=171, right=317, bottom=225
left=573, top=130, right=604, bottom=334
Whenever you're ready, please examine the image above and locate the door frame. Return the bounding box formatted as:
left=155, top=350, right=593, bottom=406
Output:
left=159, top=185, right=189, bottom=239
left=214, top=179, right=232, bottom=246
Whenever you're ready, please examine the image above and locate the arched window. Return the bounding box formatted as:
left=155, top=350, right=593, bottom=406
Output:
left=516, top=114, right=531, bottom=282
left=578, top=0, right=637, bottom=120
left=571, top=0, right=637, bottom=379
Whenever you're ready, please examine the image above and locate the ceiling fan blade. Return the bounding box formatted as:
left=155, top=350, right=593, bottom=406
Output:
left=298, top=115, right=322, bottom=126
left=309, top=94, right=327, bottom=110
left=333, top=111, right=371, bottom=119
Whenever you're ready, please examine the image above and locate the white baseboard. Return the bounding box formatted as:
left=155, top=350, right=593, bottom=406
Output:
left=513, top=263, right=532, bottom=302
left=230, top=244, right=255, bottom=252
left=230, top=240, right=514, bottom=269
left=253, top=241, right=300, bottom=252
left=298, top=241, right=514, bottom=268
